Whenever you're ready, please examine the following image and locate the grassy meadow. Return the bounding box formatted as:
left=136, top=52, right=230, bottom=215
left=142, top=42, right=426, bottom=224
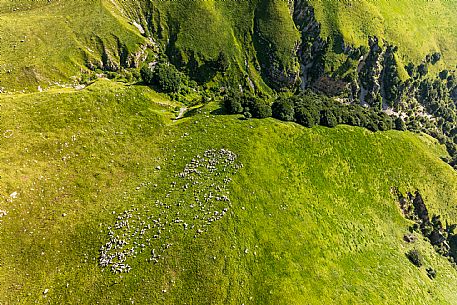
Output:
left=0, top=0, right=147, bottom=91
left=1, top=79, right=457, bottom=303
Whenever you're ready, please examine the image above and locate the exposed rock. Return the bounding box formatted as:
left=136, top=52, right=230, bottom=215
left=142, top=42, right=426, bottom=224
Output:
left=411, top=190, right=429, bottom=226
left=403, top=234, right=417, bottom=243
left=293, top=0, right=328, bottom=89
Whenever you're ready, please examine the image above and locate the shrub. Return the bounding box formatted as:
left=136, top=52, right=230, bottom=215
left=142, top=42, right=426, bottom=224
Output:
left=406, top=249, right=423, bottom=267
left=295, top=106, right=318, bottom=128
left=406, top=63, right=416, bottom=78
left=140, top=65, right=154, bottom=84
left=272, top=98, right=295, bottom=121
left=214, top=51, right=230, bottom=72
left=250, top=99, right=272, bottom=119
left=224, top=98, right=243, bottom=114
left=395, top=117, right=407, bottom=131
left=431, top=52, right=441, bottom=65
left=320, top=109, right=337, bottom=127
left=377, top=113, right=393, bottom=131
left=418, top=63, right=428, bottom=78
left=141, top=62, right=181, bottom=93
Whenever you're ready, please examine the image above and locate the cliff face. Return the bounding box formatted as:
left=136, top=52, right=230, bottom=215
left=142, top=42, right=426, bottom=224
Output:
left=292, top=0, right=328, bottom=89
left=253, top=0, right=301, bottom=90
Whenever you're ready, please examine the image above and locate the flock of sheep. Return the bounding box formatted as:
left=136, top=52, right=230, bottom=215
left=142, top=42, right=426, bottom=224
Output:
left=98, top=148, right=243, bottom=274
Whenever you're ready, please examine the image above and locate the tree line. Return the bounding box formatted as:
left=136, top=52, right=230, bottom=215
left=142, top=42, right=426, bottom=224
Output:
left=224, top=89, right=397, bottom=132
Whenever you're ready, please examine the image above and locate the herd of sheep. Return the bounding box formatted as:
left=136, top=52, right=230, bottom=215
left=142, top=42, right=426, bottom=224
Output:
left=98, top=149, right=243, bottom=274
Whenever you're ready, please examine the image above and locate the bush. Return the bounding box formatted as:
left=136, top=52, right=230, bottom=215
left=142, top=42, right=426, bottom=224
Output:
left=140, top=65, right=154, bottom=84
left=214, top=51, right=230, bottom=72
left=295, top=106, right=319, bottom=128
left=395, top=117, right=407, bottom=131
left=250, top=99, right=272, bottom=119
left=272, top=98, right=295, bottom=121
left=224, top=98, right=243, bottom=114
left=418, top=63, right=428, bottom=78
left=377, top=113, right=393, bottom=131
left=406, top=249, right=423, bottom=267
left=141, top=62, right=181, bottom=93
left=431, top=52, right=441, bottom=65
left=320, top=109, right=338, bottom=127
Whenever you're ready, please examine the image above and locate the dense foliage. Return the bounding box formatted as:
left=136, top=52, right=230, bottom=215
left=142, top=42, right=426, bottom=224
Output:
left=224, top=89, right=394, bottom=132
left=141, top=62, right=181, bottom=93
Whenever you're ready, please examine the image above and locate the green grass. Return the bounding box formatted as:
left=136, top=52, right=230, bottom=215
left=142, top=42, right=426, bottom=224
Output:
left=0, top=0, right=147, bottom=91
left=309, top=0, right=457, bottom=70
left=1, top=1, right=457, bottom=303
left=119, top=0, right=288, bottom=91
left=254, top=0, right=301, bottom=70
left=1, top=0, right=455, bottom=93
left=2, top=79, right=457, bottom=303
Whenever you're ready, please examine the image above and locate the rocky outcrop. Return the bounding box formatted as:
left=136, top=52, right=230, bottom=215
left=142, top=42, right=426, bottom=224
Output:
left=85, top=34, right=155, bottom=72
left=359, top=36, right=384, bottom=107
left=126, top=39, right=157, bottom=68
left=292, top=0, right=328, bottom=89
left=395, top=189, right=452, bottom=258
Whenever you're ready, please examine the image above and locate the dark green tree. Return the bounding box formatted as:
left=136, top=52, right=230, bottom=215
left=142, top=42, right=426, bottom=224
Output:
left=320, top=109, right=338, bottom=127
left=140, top=65, right=155, bottom=84
left=295, top=106, right=318, bottom=128
left=214, top=51, right=230, bottom=72
left=431, top=52, right=441, bottom=65
left=250, top=100, right=272, bottom=119
left=142, top=62, right=181, bottom=93
left=418, top=63, right=428, bottom=78
left=224, top=98, right=243, bottom=114
left=395, top=117, right=407, bottom=131
left=272, top=98, right=295, bottom=121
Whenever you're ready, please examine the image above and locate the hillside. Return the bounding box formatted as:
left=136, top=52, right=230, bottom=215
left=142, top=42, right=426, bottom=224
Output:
left=1, top=80, right=457, bottom=304
left=2, top=0, right=456, bottom=92
left=0, top=0, right=149, bottom=91
left=310, top=0, right=457, bottom=68
left=2, top=1, right=457, bottom=304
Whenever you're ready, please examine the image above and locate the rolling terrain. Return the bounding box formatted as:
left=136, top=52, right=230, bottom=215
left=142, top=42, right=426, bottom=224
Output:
left=1, top=80, right=457, bottom=304
left=1, top=0, right=457, bottom=304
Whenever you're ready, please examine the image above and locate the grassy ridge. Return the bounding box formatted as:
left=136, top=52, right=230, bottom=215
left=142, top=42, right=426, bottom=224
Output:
left=2, top=80, right=457, bottom=303
left=310, top=0, right=457, bottom=68
left=0, top=0, right=147, bottom=91
left=1, top=0, right=455, bottom=92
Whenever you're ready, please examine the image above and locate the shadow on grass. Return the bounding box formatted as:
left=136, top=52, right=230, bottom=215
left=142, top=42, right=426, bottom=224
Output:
left=210, top=107, right=226, bottom=116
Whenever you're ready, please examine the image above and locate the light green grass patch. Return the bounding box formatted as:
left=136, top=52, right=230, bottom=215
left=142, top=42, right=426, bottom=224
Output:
left=2, top=81, right=457, bottom=303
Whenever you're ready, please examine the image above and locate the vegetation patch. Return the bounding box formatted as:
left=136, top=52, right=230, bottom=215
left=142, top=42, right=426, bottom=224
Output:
left=395, top=188, right=457, bottom=271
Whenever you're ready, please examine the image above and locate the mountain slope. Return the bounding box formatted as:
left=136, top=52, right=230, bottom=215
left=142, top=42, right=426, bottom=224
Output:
left=0, top=0, right=148, bottom=91
left=309, top=0, right=457, bottom=69
left=2, top=1, right=457, bottom=303
left=2, top=80, right=457, bottom=303
left=1, top=0, right=456, bottom=93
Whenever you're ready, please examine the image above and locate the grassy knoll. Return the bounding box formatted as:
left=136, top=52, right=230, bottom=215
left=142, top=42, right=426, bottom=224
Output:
left=1, top=80, right=457, bottom=303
